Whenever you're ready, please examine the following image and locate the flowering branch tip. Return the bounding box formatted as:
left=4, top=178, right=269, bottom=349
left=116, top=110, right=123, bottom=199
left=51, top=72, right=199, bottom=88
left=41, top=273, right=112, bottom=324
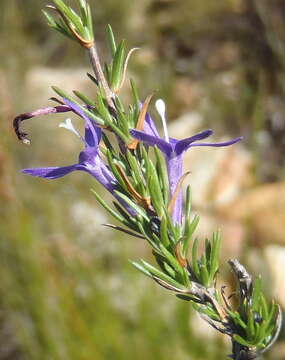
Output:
left=14, top=4, right=280, bottom=359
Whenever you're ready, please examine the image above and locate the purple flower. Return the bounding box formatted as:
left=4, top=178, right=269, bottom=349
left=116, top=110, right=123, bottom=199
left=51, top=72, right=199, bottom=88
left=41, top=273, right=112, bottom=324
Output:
left=22, top=99, right=119, bottom=199
left=143, top=111, right=160, bottom=138
left=130, top=99, right=242, bottom=224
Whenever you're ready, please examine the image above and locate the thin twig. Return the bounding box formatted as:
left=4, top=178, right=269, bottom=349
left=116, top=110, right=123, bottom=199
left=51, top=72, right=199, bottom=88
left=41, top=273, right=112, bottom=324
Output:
left=88, top=45, right=116, bottom=110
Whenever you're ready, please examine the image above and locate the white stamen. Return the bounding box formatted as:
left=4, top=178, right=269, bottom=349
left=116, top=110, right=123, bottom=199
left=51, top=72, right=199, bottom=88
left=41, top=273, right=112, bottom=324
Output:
left=155, top=99, right=169, bottom=142
left=59, top=118, right=81, bottom=138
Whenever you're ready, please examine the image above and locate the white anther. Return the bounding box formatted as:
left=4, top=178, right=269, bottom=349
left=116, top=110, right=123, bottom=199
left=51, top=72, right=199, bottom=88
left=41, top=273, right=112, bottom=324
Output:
left=155, top=99, right=169, bottom=142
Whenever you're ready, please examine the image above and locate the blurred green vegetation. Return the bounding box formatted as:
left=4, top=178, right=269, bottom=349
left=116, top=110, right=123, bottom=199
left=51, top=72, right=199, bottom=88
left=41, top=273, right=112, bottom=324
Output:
left=1, top=0, right=285, bottom=359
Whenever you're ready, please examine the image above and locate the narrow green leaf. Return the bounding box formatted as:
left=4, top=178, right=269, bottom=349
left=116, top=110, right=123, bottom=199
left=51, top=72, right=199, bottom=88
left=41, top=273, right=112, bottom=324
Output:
left=96, top=93, right=130, bottom=142
left=192, top=237, right=200, bottom=279
left=73, top=90, right=96, bottom=106
left=158, top=243, right=184, bottom=276
left=136, top=222, right=160, bottom=251
left=57, top=17, right=74, bottom=35
left=200, top=255, right=209, bottom=287
left=131, top=261, right=152, bottom=277
left=111, top=40, right=126, bottom=89
left=267, top=302, right=277, bottom=323
left=78, top=0, right=88, bottom=26
left=263, top=303, right=279, bottom=335
left=52, top=86, right=105, bottom=125
left=163, top=209, right=180, bottom=243
left=52, top=0, right=70, bottom=14
left=53, top=0, right=84, bottom=33
left=130, top=78, right=140, bottom=105
left=209, top=231, right=221, bottom=282
left=86, top=2, right=94, bottom=38
left=112, top=202, right=139, bottom=232
left=252, top=276, right=262, bottom=311
left=163, top=262, right=176, bottom=278
left=126, top=151, right=146, bottom=195
left=233, top=335, right=253, bottom=348
left=96, top=92, right=113, bottom=123
left=182, top=267, right=191, bottom=287
left=114, top=95, right=125, bottom=113
left=126, top=105, right=138, bottom=129
left=104, top=63, right=112, bottom=84
left=91, top=189, right=125, bottom=224
left=56, top=27, right=74, bottom=40
left=140, top=260, right=185, bottom=290
left=42, top=10, right=57, bottom=27
left=254, top=321, right=265, bottom=345
left=260, top=294, right=269, bottom=319
left=114, top=191, right=148, bottom=220
left=78, top=0, right=87, bottom=10
left=43, top=10, right=74, bottom=40
left=227, top=309, right=247, bottom=329
left=160, top=216, right=170, bottom=247
left=141, top=145, right=150, bottom=169
left=116, top=107, right=130, bottom=135
left=205, top=238, right=211, bottom=268
left=192, top=303, right=220, bottom=321
left=246, top=309, right=255, bottom=340
left=107, top=24, right=117, bottom=56
left=69, top=7, right=85, bottom=34
left=148, top=175, right=163, bottom=216
left=150, top=232, right=161, bottom=246
left=143, top=152, right=164, bottom=210
left=182, top=214, right=199, bottom=257
left=105, top=150, right=129, bottom=192
left=107, top=118, right=130, bottom=143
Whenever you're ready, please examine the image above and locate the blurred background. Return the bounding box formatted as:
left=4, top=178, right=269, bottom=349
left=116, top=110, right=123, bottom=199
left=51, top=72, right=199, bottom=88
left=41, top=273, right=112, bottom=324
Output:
left=1, top=0, right=285, bottom=359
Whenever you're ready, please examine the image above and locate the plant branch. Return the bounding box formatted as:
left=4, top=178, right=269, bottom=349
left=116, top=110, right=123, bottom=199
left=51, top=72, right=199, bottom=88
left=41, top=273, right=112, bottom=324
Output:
left=88, top=44, right=116, bottom=110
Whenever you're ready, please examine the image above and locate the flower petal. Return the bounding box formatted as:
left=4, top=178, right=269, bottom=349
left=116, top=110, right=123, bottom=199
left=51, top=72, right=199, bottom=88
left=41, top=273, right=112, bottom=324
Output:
left=130, top=130, right=172, bottom=156
left=22, top=165, right=78, bottom=179
left=84, top=124, right=101, bottom=148
left=190, top=136, right=243, bottom=148
left=144, top=112, right=160, bottom=137
left=175, top=130, right=213, bottom=155
left=166, top=155, right=184, bottom=224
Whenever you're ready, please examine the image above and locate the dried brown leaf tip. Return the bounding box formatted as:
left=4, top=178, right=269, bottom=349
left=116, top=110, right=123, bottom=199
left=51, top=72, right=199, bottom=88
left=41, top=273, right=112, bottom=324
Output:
left=115, top=164, right=153, bottom=212
left=174, top=242, right=187, bottom=268
left=128, top=94, right=153, bottom=150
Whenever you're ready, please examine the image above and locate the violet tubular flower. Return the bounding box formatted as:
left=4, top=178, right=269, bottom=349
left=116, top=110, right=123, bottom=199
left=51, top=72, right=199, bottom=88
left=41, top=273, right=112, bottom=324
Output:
left=22, top=99, right=118, bottom=197
left=131, top=99, right=242, bottom=224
